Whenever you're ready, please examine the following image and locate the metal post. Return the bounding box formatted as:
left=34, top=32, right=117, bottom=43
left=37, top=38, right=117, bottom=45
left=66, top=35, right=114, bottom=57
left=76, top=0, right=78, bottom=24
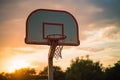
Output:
left=48, top=43, right=57, bottom=80
left=48, top=57, right=53, bottom=80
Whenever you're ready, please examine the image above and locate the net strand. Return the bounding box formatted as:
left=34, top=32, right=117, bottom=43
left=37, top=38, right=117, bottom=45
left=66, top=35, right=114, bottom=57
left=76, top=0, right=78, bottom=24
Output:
left=47, top=34, right=66, bottom=60
left=49, top=40, right=63, bottom=60
left=54, top=45, right=63, bottom=60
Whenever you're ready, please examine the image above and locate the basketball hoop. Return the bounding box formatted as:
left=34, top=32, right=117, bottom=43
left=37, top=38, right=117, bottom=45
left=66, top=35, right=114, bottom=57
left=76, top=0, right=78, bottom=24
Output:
left=46, top=34, right=66, bottom=59
left=26, top=9, right=80, bottom=80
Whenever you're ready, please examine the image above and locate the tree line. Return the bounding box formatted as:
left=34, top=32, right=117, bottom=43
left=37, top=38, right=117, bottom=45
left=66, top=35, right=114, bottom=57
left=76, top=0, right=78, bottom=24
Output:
left=0, top=56, right=120, bottom=80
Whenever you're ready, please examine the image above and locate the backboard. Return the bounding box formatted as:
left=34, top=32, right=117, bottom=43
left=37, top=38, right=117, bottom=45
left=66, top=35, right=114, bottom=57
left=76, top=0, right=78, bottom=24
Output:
left=25, top=9, right=80, bottom=46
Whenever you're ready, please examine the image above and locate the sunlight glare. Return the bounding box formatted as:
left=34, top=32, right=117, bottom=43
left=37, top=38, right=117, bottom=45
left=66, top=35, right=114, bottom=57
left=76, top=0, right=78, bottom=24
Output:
left=9, top=59, right=30, bottom=72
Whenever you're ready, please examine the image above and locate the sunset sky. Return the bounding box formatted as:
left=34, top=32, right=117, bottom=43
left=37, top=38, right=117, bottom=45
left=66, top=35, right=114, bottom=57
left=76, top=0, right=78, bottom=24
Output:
left=0, top=0, right=120, bottom=73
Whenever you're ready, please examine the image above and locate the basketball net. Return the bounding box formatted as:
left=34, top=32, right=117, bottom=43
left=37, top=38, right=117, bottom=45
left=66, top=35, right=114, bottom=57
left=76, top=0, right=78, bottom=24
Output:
left=49, top=40, right=63, bottom=60
left=54, top=45, right=63, bottom=59
left=47, top=34, right=66, bottom=60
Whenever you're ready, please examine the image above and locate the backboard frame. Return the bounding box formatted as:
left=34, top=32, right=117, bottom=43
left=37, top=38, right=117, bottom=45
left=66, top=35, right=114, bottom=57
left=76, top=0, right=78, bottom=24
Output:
left=25, top=9, right=80, bottom=46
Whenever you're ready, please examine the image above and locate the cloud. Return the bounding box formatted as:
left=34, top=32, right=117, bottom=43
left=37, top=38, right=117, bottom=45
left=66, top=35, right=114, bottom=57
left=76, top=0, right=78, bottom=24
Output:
left=79, top=25, right=120, bottom=56
left=78, top=47, right=104, bottom=52
left=88, top=0, right=120, bottom=26
left=0, top=0, right=26, bottom=22
left=103, top=26, right=120, bottom=41
left=78, top=46, right=114, bottom=53
left=81, top=25, right=120, bottom=45
left=30, top=61, right=47, bottom=67
left=12, top=47, right=37, bottom=54
left=75, top=0, right=120, bottom=41
left=30, top=60, right=47, bottom=72
left=0, top=18, right=25, bottom=48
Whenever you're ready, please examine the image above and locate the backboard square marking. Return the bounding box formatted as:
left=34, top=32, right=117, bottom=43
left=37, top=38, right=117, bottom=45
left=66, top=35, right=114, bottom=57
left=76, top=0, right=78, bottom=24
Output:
left=42, top=22, right=64, bottom=39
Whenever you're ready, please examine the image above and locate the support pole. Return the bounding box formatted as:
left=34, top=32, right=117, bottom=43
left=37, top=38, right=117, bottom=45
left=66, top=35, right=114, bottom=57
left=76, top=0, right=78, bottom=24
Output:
left=48, top=42, right=57, bottom=80
left=48, top=57, right=53, bottom=80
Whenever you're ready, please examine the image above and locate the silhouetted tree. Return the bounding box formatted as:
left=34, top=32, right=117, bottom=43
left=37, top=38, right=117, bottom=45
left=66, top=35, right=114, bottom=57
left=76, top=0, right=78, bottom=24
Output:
left=1, top=58, right=120, bottom=80
left=5, top=68, right=36, bottom=80
left=105, top=60, right=120, bottom=80
left=66, top=57, right=104, bottom=80
left=0, top=73, right=8, bottom=80
left=53, top=66, right=65, bottom=80
left=39, top=66, right=48, bottom=76
left=39, top=66, right=65, bottom=80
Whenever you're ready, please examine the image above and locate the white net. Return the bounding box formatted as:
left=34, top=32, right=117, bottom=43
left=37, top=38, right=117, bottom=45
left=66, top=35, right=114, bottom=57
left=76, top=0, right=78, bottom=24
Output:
left=49, top=40, right=63, bottom=60
left=47, top=34, right=66, bottom=60
left=54, top=45, right=63, bottom=59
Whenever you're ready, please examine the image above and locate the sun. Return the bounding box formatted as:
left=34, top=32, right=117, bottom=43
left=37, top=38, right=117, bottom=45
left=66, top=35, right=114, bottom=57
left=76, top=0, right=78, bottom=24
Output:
left=9, top=59, right=30, bottom=72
